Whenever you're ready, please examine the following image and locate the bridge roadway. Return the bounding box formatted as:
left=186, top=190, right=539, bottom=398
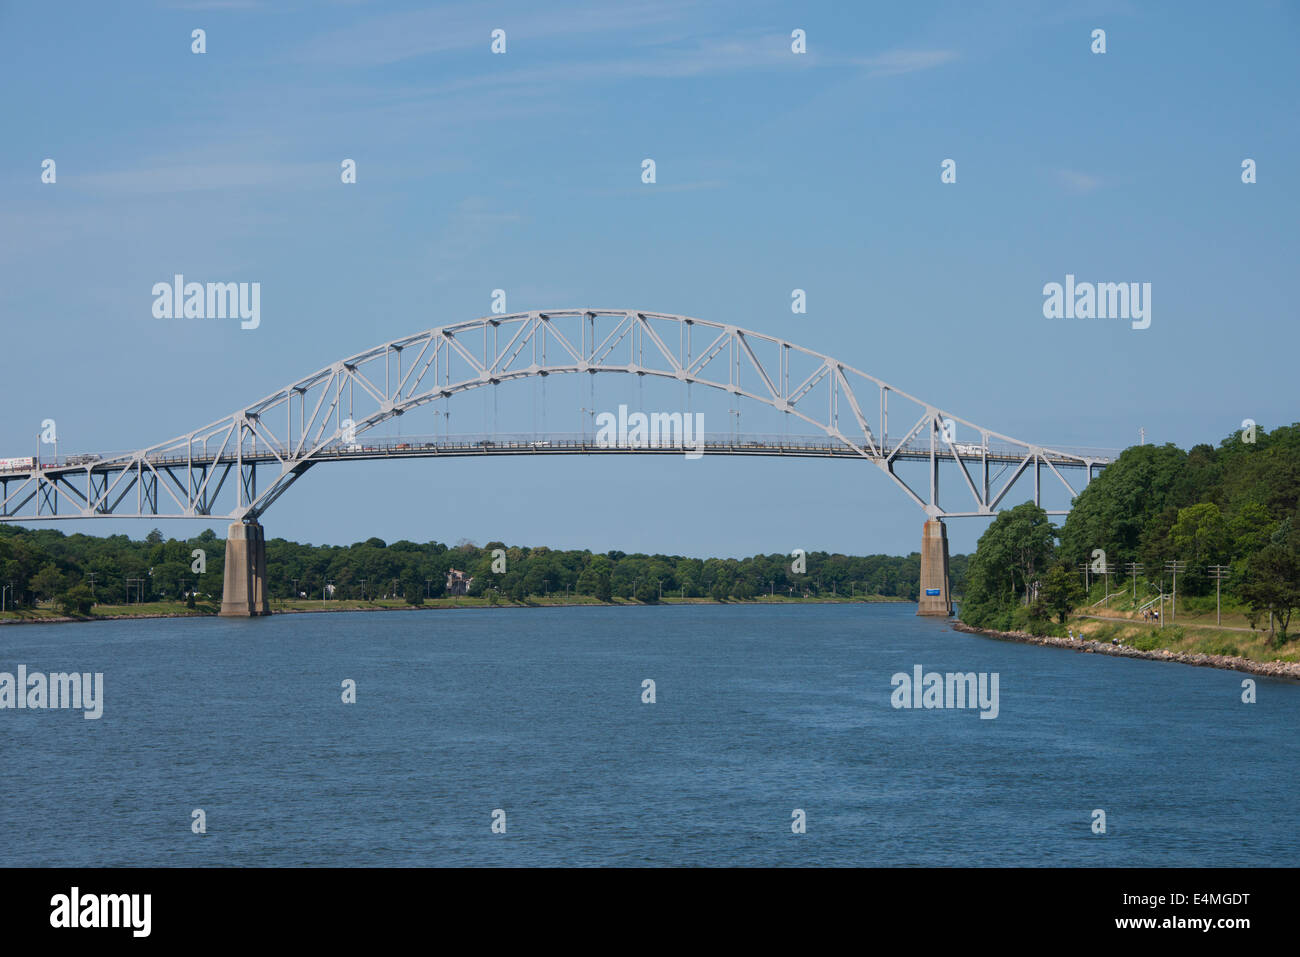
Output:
left=11, top=432, right=1118, bottom=473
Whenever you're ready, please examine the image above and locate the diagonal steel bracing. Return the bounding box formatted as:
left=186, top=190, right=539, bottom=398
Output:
left=0, top=310, right=1115, bottom=522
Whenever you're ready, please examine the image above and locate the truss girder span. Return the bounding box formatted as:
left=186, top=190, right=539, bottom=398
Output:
left=0, top=310, right=1112, bottom=523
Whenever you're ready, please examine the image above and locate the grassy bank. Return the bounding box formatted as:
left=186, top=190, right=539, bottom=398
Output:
left=1068, top=609, right=1300, bottom=664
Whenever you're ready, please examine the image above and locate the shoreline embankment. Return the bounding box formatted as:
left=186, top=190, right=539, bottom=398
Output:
left=0, top=597, right=905, bottom=627
left=950, top=621, right=1300, bottom=681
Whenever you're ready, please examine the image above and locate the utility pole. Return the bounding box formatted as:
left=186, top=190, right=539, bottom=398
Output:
left=1126, top=562, right=1143, bottom=604
left=1208, top=565, right=1229, bottom=626
left=1077, top=562, right=1090, bottom=595
left=1165, top=561, right=1186, bottom=623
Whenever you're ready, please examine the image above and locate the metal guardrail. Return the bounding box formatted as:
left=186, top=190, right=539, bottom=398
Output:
left=7, top=433, right=1119, bottom=473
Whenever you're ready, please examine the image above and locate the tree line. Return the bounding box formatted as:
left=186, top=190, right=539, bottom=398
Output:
left=960, top=423, right=1300, bottom=642
left=0, top=524, right=971, bottom=611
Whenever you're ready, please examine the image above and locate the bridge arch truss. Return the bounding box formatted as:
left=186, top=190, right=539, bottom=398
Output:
left=0, top=310, right=1115, bottom=523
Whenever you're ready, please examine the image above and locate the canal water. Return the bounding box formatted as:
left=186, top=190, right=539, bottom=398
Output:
left=1, top=603, right=1295, bottom=866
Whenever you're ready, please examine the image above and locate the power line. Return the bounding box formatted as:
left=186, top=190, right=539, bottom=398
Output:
left=1165, top=560, right=1187, bottom=623
left=1208, top=564, right=1230, bottom=626
left=1126, top=562, right=1143, bottom=604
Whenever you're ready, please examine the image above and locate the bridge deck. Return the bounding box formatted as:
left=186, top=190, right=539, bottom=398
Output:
left=4, top=433, right=1116, bottom=476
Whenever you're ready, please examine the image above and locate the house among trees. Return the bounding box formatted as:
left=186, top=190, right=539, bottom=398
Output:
left=446, top=568, right=473, bottom=596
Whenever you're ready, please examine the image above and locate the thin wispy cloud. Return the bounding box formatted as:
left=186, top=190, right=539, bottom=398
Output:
left=853, top=49, right=959, bottom=77
left=294, top=0, right=693, bottom=68
left=596, top=180, right=726, bottom=196
left=293, top=1, right=954, bottom=90
left=160, top=0, right=262, bottom=9
left=74, top=161, right=332, bottom=194
left=1056, top=169, right=1102, bottom=193
left=290, top=35, right=949, bottom=108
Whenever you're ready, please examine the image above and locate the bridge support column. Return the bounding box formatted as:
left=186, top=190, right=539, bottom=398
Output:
left=219, top=521, right=271, bottom=617
left=916, top=518, right=952, bottom=617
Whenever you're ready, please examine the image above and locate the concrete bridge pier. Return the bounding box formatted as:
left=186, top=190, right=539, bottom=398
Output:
left=219, top=520, right=271, bottom=617
left=916, top=518, right=952, bottom=616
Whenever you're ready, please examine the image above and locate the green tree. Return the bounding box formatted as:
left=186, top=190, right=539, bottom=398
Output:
left=30, top=563, right=65, bottom=602
left=960, top=503, right=1058, bottom=628
left=1240, top=519, right=1300, bottom=644
left=1170, top=503, right=1229, bottom=566
left=1058, top=444, right=1187, bottom=566
left=425, top=573, right=446, bottom=599
left=57, top=583, right=95, bottom=615
left=1039, top=563, right=1083, bottom=624
left=1230, top=502, right=1275, bottom=558
left=577, top=554, right=614, bottom=601
left=403, top=575, right=424, bottom=605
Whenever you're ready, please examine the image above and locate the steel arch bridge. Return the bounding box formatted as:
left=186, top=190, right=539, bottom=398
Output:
left=0, top=309, right=1118, bottom=617
left=0, top=309, right=1114, bottom=525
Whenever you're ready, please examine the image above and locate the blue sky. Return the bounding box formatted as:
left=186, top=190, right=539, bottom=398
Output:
left=2, top=0, right=1297, bottom=557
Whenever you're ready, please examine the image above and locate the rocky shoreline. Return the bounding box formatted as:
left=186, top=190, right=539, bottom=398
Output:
left=0, top=611, right=197, bottom=626
left=950, top=621, right=1300, bottom=681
